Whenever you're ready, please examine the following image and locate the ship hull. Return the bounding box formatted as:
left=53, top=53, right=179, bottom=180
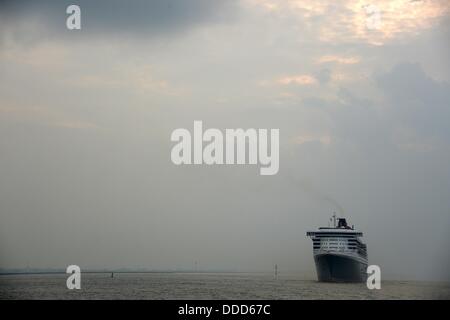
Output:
left=314, top=253, right=367, bottom=283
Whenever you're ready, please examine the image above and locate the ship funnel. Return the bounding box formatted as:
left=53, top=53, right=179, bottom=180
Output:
left=337, top=218, right=348, bottom=228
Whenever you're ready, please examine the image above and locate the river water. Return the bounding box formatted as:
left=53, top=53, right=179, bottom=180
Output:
left=1, top=273, right=449, bottom=299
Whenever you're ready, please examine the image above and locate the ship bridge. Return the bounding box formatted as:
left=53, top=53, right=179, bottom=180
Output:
left=306, top=218, right=367, bottom=258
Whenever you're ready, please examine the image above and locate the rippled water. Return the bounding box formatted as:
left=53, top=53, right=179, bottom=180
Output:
left=0, top=273, right=449, bottom=299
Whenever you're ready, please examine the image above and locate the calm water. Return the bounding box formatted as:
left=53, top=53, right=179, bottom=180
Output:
left=0, top=273, right=449, bottom=300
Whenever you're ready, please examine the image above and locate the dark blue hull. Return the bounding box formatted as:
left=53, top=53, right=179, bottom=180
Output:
left=314, top=253, right=367, bottom=282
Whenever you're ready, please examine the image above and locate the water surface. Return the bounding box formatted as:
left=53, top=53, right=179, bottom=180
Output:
left=1, top=273, right=449, bottom=299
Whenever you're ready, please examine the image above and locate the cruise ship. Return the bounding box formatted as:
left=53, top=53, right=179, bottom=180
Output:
left=306, top=215, right=368, bottom=282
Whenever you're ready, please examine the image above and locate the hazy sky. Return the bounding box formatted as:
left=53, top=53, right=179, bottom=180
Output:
left=0, top=0, right=449, bottom=281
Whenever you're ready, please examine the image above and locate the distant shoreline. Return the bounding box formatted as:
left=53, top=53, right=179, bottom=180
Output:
left=0, top=270, right=275, bottom=276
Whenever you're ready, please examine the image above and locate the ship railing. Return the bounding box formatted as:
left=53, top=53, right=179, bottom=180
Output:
left=316, top=247, right=358, bottom=253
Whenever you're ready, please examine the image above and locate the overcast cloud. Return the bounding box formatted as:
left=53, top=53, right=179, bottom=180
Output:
left=0, top=0, right=449, bottom=281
